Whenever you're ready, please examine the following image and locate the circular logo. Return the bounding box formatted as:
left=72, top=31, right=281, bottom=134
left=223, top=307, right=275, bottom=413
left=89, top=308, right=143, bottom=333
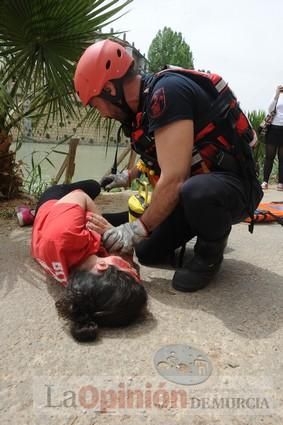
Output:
left=154, top=344, right=212, bottom=385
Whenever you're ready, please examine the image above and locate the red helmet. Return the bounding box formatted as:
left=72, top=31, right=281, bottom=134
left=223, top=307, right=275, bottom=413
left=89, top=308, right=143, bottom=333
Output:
left=74, top=39, right=134, bottom=106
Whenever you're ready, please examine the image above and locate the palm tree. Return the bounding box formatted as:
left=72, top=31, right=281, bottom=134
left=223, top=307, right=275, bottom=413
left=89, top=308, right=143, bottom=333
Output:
left=0, top=0, right=132, bottom=198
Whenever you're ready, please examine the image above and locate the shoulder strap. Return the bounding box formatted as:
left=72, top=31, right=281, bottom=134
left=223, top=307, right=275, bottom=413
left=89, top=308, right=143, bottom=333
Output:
left=146, top=67, right=243, bottom=134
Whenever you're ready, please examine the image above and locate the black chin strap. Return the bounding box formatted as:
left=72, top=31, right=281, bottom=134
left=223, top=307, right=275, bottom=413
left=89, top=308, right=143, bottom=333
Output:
left=111, top=122, right=134, bottom=174
left=111, top=124, right=123, bottom=174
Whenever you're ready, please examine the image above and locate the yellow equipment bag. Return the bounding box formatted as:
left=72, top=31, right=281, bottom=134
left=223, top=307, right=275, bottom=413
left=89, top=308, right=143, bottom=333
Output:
left=128, top=179, right=151, bottom=222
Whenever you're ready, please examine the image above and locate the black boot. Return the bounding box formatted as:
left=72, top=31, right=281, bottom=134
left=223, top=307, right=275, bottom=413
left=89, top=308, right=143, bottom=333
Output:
left=172, top=236, right=228, bottom=292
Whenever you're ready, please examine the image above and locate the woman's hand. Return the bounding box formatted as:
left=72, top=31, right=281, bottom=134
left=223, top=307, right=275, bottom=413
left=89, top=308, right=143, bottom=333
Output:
left=276, top=85, right=283, bottom=96
left=86, top=213, right=113, bottom=235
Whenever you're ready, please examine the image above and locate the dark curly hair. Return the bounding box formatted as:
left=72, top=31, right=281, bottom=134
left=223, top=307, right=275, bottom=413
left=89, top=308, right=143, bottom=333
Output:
left=55, top=266, right=147, bottom=343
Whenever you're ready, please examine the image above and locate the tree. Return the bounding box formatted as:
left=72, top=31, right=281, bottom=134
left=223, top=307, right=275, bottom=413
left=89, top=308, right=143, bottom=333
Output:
left=147, top=27, right=194, bottom=73
left=0, top=0, right=131, bottom=198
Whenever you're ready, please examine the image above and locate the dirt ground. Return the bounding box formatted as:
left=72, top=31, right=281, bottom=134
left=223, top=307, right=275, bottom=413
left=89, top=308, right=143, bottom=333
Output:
left=0, top=187, right=283, bottom=425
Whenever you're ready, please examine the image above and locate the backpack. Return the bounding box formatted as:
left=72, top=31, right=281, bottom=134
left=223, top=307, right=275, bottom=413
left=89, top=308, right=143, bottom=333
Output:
left=131, top=67, right=257, bottom=179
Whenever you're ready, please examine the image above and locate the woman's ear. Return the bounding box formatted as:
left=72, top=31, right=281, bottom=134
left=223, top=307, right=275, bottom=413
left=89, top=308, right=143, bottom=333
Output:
left=95, top=261, right=109, bottom=272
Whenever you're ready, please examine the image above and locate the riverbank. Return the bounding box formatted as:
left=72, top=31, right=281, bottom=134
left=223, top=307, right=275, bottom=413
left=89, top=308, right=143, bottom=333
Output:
left=18, top=137, right=128, bottom=147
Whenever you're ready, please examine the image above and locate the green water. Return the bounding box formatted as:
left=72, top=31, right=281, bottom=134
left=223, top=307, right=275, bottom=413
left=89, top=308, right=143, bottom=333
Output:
left=15, top=142, right=130, bottom=183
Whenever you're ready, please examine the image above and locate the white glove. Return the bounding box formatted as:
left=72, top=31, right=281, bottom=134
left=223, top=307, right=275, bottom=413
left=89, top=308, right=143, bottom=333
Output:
left=102, top=219, right=148, bottom=254
left=100, top=170, right=129, bottom=191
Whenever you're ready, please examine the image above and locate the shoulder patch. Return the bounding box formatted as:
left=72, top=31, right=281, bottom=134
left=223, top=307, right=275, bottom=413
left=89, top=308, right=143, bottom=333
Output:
left=149, top=87, right=166, bottom=119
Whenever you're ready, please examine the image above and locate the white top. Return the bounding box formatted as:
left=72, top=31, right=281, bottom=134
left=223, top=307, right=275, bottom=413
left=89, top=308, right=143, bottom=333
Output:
left=268, top=93, right=283, bottom=126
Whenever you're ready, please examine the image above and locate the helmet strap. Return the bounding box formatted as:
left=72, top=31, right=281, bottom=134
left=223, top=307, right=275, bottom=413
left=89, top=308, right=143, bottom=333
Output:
left=100, top=79, right=134, bottom=124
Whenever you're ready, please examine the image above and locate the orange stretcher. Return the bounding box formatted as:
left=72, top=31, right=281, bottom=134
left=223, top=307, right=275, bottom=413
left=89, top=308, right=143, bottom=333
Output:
left=244, top=201, right=283, bottom=225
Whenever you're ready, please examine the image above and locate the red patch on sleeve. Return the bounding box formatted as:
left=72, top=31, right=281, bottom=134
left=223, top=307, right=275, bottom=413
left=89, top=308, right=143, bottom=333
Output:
left=149, top=88, right=166, bottom=118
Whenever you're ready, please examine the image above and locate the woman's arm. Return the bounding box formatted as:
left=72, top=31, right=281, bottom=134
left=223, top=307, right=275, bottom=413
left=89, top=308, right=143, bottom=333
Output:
left=268, top=86, right=283, bottom=113
left=56, top=190, right=112, bottom=234
left=56, top=190, right=100, bottom=213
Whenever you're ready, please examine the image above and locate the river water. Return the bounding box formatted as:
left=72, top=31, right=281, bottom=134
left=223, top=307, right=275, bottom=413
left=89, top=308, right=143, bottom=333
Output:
left=15, top=142, right=130, bottom=183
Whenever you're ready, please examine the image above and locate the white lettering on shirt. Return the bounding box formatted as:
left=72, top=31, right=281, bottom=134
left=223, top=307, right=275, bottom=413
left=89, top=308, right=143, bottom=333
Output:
left=36, top=258, right=66, bottom=283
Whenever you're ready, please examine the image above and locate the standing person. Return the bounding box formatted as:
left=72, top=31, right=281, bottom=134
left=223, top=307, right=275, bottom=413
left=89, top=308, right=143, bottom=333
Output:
left=74, top=39, right=263, bottom=293
left=31, top=180, right=147, bottom=342
left=261, top=85, right=283, bottom=191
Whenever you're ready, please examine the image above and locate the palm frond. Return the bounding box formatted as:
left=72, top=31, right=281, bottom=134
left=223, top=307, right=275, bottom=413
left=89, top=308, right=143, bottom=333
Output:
left=0, top=0, right=132, bottom=125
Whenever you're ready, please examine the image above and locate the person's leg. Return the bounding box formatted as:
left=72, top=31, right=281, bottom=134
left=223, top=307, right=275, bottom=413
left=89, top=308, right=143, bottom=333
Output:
left=64, top=180, right=101, bottom=199
left=263, top=144, right=277, bottom=184
left=35, top=180, right=101, bottom=214
left=135, top=202, right=195, bottom=266
left=181, top=172, right=248, bottom=238
left=172, top=172, right=249, bottom=292
left=103, top=211, right=129, bottom=226
left=277, top=145, right=283, bottom=185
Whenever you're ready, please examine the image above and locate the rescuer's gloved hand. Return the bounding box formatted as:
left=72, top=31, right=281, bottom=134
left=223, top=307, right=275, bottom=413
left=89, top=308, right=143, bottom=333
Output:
left=100, top=170, right=130, bottom=191
left=102, top=219, right=148, bottom=254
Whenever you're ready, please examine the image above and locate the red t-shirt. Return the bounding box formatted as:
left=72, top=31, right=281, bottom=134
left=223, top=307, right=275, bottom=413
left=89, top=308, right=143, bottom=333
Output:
left=31, top=200, right=106, bottom=286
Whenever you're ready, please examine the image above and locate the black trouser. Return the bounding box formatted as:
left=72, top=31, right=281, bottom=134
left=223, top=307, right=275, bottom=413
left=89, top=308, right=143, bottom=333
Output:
left=35, top=180, right=128, bottom=226
left=136, top=172, right=262, bottom=264
left=263, top=144, right=283, bottom=183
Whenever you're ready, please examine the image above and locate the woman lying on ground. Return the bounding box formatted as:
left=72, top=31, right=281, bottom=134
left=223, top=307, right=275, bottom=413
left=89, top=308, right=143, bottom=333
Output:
left=31, top=180, right=147, bottom=343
